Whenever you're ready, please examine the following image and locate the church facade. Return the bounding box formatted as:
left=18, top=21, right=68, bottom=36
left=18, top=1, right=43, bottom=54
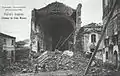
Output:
left=30, top=2, right=82, bottom=52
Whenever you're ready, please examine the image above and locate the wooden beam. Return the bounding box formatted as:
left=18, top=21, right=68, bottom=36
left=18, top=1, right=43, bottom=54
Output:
left=58, top=29, right=75, bottom=50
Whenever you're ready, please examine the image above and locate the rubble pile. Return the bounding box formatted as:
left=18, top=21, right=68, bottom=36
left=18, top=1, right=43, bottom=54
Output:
left=35, top=50, right=89, bottom=75
left=5, top=50, right=104, bottom=76
left=5, top=62, right=27, bottom=73
left=33, top=50, right=107, bottom=76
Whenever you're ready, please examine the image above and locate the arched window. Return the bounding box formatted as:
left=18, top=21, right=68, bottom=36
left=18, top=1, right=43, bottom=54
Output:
left=114, top=51, right=118, bottom=68
left=106, top=51, right=108, bottom=59
left=91, top=34, right=96, bottom=43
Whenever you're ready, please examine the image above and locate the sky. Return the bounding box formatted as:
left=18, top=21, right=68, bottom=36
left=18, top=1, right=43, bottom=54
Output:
left=0, top=0, right=103, bottom=41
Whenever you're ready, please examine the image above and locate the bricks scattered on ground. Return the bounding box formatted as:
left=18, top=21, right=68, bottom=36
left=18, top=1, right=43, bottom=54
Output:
left=32, top=51, right=90, bottom=76
left=4, top=51, right=117, bottom=76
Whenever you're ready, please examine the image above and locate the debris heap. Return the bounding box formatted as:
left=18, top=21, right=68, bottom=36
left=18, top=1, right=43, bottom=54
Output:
left=34, top=50, right=89, bottom=75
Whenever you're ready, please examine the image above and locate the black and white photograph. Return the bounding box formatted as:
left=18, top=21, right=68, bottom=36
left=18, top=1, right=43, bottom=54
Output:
left=0, top=0, right=120, bottom=76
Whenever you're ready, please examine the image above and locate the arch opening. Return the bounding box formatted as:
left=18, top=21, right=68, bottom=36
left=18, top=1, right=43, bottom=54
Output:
left=113, top=50, right=118, bottom=69
left=38, top=15, right=75, bottom=51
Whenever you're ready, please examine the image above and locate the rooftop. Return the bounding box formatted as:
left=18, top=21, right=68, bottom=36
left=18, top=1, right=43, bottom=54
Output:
left=0, top=32, right=16, bottom=39
left=34, top=1, right=77, bottom=16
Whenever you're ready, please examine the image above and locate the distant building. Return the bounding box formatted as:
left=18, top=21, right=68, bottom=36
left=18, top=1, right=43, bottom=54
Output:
left=79, top=23, right=103, bottom=59
left=0, top=32, right=16, bottom=66
left=102, top=0, right=120, bottom=69
left=15, top=39, right=30, bottom=62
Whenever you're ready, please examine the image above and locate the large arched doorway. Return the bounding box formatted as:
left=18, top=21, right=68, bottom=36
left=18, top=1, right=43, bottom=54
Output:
left=109, top=44, right=113, bottom=62
left=33, top=2, right=77, bottom=51
left=39, top=15, right=75, bottom=51
left=113, top=50, right=118, bottom=69
left=106, top=51, right=108, bottom=60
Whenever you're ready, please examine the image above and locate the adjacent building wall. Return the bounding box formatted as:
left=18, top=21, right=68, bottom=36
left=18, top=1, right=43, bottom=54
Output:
left=0, top=33, right=16, bottom=66
left=82, top=23, right=103, bottom=59
left=102, top=0, right=120, bottom=69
